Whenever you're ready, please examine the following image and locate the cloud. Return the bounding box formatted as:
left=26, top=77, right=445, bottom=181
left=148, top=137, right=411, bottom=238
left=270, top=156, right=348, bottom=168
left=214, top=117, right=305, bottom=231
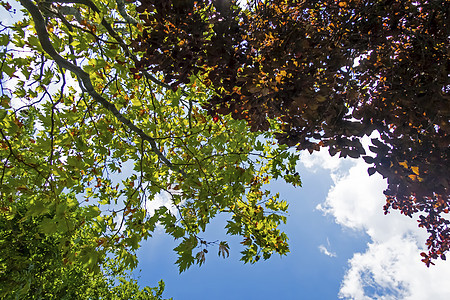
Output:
left=300, top=146, right=346, bottom=172
left=317, top=160, right=423, bottom=241
left=144, top=191, right=178, bottom=216
left=319, top=237, right=337, bottom=257
left=109, top=188, right=180, bottom=235
left=309, top=151, right=450, bottom=299
left=339, top=237, right=450, bottom=300
left=144, top=190, right=185, bottom=233
left=319, top=244, right=337, bottom=258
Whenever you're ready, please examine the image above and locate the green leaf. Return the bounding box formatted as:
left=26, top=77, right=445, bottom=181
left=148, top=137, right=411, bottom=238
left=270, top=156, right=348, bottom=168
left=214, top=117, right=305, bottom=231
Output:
left=174, top=236, right=198, bottom=273
left=26, top=35, right=43, bottom=52
left=39, top=217, right=57, bottom=235
left=1, top=63, right=16, bottom=77
left=0, top=34, right=10, bottom=46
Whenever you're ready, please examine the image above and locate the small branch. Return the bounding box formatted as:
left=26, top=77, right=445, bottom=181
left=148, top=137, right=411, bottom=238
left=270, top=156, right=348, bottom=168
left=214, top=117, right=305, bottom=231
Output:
left=20, top=0, right=186, bottom=176
left=0, top=128, right=49, bottom=184
left=115, top=0, right=137, bottom=25
left=0, top=153, right=12, bottom=187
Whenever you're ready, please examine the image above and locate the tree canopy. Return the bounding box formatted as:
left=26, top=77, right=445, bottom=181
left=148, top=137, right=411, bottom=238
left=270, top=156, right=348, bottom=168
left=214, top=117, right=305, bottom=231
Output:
left=0, top=0, right=448, bottom=297
left=133, top=0, right=449, bottom=266
left=1, top=0, right=299, bottom=296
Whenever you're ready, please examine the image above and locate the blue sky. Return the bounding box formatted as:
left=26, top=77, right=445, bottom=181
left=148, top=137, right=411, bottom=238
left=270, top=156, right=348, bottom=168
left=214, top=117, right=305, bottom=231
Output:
left=135, top=145, right=450, bottom=299
left=135, top=165, right=369, bottom=299
left=139, top=171, right=367, bottom=300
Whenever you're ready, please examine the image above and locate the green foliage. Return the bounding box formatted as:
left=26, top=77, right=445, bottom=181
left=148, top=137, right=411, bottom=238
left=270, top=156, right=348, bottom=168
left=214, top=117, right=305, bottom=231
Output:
left=0, top=199, right=168, bottom=299
left=0, top=0, right=302, bottom=296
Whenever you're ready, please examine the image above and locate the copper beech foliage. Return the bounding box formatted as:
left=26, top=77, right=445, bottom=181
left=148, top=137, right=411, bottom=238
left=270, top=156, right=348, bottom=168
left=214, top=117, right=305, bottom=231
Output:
left=132, top=0, right=449, bottom=265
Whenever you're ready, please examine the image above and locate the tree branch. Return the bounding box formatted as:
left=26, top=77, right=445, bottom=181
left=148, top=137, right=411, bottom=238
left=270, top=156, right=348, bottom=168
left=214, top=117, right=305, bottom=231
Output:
left=19, top=0, right=185, bottom=176
left=115, top=0, right=138, bottom=25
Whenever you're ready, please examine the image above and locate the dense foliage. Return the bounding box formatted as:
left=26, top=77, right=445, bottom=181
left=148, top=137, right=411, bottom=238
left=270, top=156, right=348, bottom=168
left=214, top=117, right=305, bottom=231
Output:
left=133, top=0, right=449, bottom=266
left=1, top=198, right=167, bottom=299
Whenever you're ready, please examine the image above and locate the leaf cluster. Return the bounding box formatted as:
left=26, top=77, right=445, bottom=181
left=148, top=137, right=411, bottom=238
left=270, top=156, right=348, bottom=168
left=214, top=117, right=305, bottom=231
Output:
left=0, top=198, right=168, bottom=299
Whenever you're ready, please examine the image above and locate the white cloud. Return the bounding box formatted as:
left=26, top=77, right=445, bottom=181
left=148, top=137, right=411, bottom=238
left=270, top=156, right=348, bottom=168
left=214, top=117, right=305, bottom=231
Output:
left=311, top=153, right=450, bottom=299
left=300, top=146, right=346, bottom=172
left=144, top=191, right=177, bottom=216
left=339, top=237, right=450, bottom=300
left=319, top=244, right=337, bottom=258
left=144, top=190, right=185, bottom=233
left=319, top=237, right=337, bottom=257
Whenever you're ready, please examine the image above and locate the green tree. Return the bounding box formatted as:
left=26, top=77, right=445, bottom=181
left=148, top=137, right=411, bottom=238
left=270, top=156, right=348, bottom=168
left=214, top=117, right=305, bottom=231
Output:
left=0, top=196, right=167, bottom=299
left=0, top=0, right=300, bottom=296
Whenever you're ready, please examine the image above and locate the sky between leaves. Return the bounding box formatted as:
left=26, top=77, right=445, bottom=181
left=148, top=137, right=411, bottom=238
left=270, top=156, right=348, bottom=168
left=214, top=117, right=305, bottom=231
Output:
left=135, top=137, right=450, bottom=300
